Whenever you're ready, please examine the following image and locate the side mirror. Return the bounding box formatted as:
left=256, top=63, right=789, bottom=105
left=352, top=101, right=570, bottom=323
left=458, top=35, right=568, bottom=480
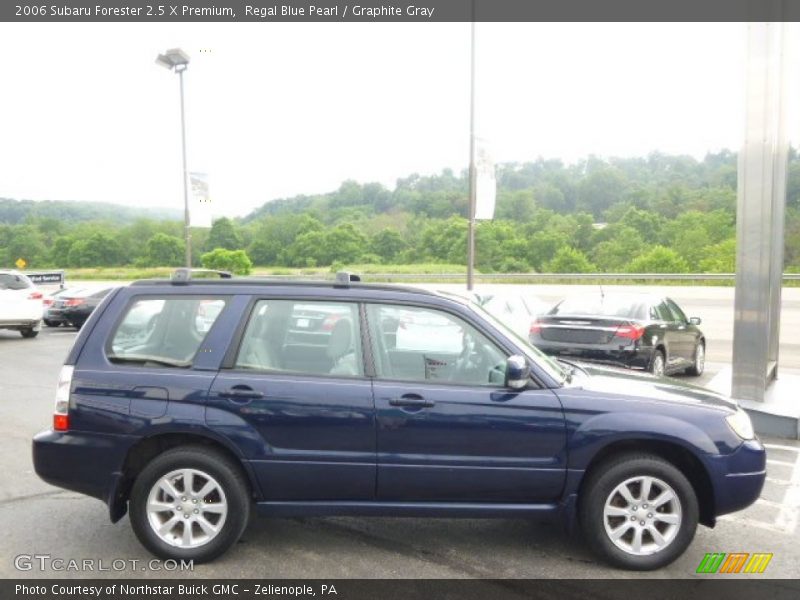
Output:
left=505, top=355, right=530, bottom=390
left=689, top=317, right=702, bottom=325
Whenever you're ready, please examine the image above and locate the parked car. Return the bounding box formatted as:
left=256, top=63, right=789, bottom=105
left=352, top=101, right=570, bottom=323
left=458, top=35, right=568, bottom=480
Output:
left=43, top=287, right=81, bottom=327
left=0, top=269, right=43, bottom=338
left=529, top=292, right=705, bottom=377
left=33, top=271, right=763, bottom=570
left=47, top=286, right=117, bottom=329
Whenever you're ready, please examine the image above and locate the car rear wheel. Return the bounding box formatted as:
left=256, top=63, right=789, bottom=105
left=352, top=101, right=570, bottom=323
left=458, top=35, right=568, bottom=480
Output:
left=579, top=453, right=698, bottom=570
left=43, top=319, right=59, bottom=327
left=649, top=350, right=665, bottom=377
left=129, top=446, right=251, bottom=563
left=20, top=328, right=39, bottom=338
left=686, top=342, right=705, bottom=376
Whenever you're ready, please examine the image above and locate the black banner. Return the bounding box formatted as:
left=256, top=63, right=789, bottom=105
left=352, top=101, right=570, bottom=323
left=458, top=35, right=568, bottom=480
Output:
left=4, top=0, right=800, bottom=22
left=5, top=580, right=800, bottom=600
left=25, top=271, right=65, bottom=285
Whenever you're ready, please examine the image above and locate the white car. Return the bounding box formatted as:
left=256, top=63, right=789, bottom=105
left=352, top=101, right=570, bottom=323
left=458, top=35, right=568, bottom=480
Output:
left=0, top=270, right=43, bottom=338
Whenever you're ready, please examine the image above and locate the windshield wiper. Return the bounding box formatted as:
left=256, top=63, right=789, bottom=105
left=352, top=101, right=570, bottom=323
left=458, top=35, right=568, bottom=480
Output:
left=108, top=355, right=191, bottom=368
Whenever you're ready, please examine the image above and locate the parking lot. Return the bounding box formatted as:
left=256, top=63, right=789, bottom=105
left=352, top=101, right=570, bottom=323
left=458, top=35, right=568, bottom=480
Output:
left=1, top=323, right=798, bottom=579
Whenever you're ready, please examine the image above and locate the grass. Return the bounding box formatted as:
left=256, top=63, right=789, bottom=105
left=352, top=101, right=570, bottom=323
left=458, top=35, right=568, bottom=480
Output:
left=59, top=265, right=799, bottom=286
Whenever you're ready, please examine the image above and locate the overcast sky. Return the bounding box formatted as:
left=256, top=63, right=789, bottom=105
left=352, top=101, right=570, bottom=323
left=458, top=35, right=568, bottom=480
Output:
left=0, top=22, right=798, bottom=217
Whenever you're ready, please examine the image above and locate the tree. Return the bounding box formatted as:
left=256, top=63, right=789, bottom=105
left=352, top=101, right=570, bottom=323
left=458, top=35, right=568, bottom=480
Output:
left=698, top=239, right=736, bottom=272
left=3, top=225, right=47, bottom=267
left=144, top=233, right=184, bottom=267
left=544, top=247, right=596, bottom=273
left=67, top=233, right=123, bottom=267
left=205, top=218, right=242, bottom=251
left=626, top=246, right=690, bottom=273
left=201, top=248, right=252, bottom=274
left=591, top=226, right=645, bottom=271
left=371, top=229, right=408, bottom=263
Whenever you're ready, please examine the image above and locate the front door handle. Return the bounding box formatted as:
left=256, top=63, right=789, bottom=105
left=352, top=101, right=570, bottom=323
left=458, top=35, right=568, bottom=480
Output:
left=219, top=385, right=263, bottom=403
left=389, top=394, right=435, bottom=408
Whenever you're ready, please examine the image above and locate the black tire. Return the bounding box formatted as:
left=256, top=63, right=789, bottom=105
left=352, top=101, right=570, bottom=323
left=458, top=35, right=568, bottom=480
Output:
left=129, top=446, right=251, bottom=563
left=685, top=341, right=705, bottom=376
left=20, top=328, right=39, bottom=338
left=43, top=319, right=59, bottom=327
left=578, top=453, right=699, bottom=570
left=649, top=349, right=666, bottom=377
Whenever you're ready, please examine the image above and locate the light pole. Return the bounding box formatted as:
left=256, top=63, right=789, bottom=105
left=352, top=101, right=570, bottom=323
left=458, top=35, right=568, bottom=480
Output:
left=466, top=7, right=476, bottom=291
left=156, top=48, right=192, bottom=268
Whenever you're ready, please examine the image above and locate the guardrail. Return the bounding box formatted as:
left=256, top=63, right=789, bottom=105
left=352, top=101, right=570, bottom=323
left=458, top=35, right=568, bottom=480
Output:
left=257, top=272, right=800, bottom=282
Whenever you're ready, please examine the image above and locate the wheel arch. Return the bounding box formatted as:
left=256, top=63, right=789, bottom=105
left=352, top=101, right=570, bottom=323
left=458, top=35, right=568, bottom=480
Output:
left=108, top=431, right=260, bottom=523
left=578, top=438, right=716, bottom=527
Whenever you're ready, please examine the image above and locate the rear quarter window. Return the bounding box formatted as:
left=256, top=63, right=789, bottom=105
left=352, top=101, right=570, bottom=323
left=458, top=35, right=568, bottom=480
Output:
left=107, top=296, right=228, bottom=368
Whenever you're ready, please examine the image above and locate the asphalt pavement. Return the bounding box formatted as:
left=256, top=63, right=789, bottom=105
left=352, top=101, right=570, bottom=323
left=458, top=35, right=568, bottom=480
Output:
left=0, top=321, right=798, bottom=579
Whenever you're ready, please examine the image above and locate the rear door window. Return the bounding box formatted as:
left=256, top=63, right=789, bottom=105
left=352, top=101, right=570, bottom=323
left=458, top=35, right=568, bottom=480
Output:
left=235, top=300, right=363, bottom=377
left=108, top=296, right=227, bottom=368
left=666, top=299, right=688, bottom=323
left=655, top=300, right=676, bottom=322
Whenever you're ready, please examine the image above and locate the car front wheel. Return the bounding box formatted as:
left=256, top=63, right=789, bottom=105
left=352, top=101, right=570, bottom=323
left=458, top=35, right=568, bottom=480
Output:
left=129, top=446, right=251, bottom=563
left=20, top=328, right=39, bottom=338
left=579, top=453, right=699, bottom=570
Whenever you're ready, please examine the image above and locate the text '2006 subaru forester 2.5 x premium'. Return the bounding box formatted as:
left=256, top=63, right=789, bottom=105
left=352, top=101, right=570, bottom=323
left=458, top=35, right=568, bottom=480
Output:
left=33, top=271, right=766, bottom=570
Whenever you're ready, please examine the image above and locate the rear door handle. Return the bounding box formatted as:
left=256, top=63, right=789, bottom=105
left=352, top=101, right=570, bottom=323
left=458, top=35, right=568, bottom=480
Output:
left=219, top=386, right=263, bottom=402
left=389, top=394, right=435, bottom=408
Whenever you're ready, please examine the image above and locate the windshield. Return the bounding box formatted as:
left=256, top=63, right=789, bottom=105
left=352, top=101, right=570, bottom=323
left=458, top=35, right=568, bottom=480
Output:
left=466, top=299, right=570, bottom=385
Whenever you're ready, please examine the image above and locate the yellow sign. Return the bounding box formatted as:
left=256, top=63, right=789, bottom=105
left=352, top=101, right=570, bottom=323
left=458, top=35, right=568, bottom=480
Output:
left=15, top=258, right=26, bottom=269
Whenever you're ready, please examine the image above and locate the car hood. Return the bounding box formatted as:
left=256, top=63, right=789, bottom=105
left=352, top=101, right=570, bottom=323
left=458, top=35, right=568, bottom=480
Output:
left=567, top=361, right=738, bottom=412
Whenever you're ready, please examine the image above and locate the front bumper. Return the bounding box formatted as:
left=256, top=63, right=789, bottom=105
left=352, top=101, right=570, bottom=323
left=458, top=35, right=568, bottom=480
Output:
left=32, top=429, right=137, bottom=516
left=706, top=438, right=767, bottom=517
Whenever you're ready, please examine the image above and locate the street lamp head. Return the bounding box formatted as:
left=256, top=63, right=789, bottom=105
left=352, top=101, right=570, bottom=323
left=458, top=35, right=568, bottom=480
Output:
left=155, top=48, right=190, bottom=71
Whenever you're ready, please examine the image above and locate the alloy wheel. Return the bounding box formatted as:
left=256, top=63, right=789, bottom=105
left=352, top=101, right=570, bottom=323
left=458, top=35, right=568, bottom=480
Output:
left=602, top=475, right=682, bottom=556
left=146, top=468, right=228, bottom=549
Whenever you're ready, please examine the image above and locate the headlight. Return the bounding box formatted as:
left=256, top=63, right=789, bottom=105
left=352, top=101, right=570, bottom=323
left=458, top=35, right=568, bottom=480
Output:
left=726, top=408, right=754, bottom=440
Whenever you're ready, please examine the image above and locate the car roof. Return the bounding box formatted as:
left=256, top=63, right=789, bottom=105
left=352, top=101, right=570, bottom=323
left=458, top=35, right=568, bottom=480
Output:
left=560, top=291, right=662, bottom=303
left=129, top=277, right=439, bottom=298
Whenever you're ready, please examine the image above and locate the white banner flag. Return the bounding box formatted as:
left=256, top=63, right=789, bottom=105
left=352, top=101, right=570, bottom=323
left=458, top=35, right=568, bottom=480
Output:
left=474, top=138, right=496, bottom=220
left=189, top=172, right=212, bottom=228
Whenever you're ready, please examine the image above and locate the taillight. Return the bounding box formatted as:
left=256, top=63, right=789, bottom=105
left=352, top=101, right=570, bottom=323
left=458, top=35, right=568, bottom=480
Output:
left=529, top=320, right=543, bottom=335
left=28, top=291, right=43, bottom=300
left=53, top=365, right=73, bottom=431
left=64, top=298, right=85, bottom=307
left=615, top=324, right=645, bottom=340
left=43, top=299, right=53, bottom=306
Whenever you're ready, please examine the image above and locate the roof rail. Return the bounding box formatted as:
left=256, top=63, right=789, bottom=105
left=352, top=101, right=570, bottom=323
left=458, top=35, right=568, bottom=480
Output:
left=334, top=271, right=361, bottom=288
left=171, top=268, right=233, bottom=284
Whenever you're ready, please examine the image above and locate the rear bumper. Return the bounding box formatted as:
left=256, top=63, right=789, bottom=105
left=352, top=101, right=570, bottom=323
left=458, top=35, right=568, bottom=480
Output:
left=32, top=429, right=137, bottom=516
left=0, top=319, right=41, bottom=329
left=533, top=341, right=653, bottom=370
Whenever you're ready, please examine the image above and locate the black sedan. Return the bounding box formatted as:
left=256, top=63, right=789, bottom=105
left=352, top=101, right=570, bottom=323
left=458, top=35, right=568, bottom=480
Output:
left=47, top=286, right=116, bottom=329
left=529, top=292, right=705, bottom=377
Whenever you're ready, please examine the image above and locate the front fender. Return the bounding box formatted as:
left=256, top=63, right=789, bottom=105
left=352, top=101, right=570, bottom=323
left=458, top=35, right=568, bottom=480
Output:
left=567, top=411, right=718, bottom=470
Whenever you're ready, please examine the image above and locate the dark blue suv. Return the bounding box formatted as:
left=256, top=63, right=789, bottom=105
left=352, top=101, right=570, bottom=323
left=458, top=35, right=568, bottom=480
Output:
left=33, top=271, right=766, bottom=570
